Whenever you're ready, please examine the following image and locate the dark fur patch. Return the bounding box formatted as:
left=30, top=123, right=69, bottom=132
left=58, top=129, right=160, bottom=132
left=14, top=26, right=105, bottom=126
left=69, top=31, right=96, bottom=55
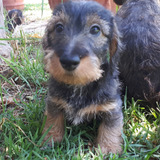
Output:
left=115, top=0, right=160, bottom=106
left=113, top=0, right=126, bottom=5
left=42, top=1, right=123, bottom=154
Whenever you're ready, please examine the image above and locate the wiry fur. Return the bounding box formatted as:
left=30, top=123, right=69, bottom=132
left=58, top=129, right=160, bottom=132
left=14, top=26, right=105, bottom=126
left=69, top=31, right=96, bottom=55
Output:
left=114, top=0, right=160, bottom=106
left=42, top=1, right=123, bottom=154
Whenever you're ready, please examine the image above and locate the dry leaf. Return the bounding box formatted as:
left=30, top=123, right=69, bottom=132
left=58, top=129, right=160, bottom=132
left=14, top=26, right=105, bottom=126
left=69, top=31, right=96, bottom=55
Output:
left=29, top=33, right=42, bottom=38
left=0, top=118, right=5, bottom=130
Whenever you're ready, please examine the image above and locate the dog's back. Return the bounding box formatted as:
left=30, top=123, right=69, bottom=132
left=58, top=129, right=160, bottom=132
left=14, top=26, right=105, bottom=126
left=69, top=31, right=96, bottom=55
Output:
left=115, top=0, right=160, bottom=105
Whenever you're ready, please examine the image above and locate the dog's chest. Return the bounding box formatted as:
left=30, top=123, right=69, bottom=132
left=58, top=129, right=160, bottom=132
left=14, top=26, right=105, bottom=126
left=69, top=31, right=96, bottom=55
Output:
left=49, top=85, right=120, bottom=125
left=49, top=80, right=100, bottom=109
left=48, top=77, right=121, bottom=124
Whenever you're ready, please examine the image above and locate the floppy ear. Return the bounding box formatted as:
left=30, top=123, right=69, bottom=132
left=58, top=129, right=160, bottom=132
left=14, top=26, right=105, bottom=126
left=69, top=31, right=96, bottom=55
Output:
left=113, top=0, right=125, bottom=5
left=109, top=21, right=120, bottom=59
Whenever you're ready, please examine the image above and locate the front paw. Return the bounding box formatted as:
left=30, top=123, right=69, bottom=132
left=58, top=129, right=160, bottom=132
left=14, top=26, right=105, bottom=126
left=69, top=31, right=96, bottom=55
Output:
left=97, top=141, right=122, bottom=154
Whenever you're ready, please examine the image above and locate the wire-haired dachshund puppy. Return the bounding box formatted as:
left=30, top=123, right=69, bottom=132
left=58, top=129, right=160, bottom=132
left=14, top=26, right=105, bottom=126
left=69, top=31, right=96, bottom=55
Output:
left=42, top=0, right=123, bottom=154
left=6, top=9, right=23, bottom=32
left=114, top=0, right=160, bottom=107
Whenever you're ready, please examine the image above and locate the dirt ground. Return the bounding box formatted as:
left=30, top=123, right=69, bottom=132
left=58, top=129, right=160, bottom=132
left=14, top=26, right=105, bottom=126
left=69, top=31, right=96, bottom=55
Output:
left=13, top=0, right=52, bottom=37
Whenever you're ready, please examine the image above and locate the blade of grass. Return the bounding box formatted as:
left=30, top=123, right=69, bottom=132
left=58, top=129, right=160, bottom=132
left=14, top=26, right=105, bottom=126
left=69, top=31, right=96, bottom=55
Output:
left=32, top=151, right=44, bottom=160
left=0, top=56, right=32, bottom=90
left=145, top=145, right=160, bottom=160
left=0, top=38, right=22, bottom=41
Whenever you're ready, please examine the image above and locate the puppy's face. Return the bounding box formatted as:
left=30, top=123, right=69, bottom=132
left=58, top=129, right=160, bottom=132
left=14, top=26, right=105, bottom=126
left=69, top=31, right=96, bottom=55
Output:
left=43, top=1, right=119, bottom=85
left=7, top=9, right=24, bottom=32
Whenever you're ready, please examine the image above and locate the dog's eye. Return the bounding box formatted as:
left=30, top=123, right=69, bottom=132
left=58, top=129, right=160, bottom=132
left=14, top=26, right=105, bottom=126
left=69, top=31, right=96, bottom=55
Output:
left=90, top=25, right=100, bottom=35
left=55, top=24, right=64, bottom=33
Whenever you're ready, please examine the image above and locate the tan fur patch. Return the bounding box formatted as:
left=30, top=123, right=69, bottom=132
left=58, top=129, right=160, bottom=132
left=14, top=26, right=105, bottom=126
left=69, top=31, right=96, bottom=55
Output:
left=51, top=97, right=68, bottom=107
left=42, top=111, right=65, bottom=143
left=77, top=101, right=118, bottom=118
left=109, top=22, right=119, bottom=58
left=50, top=97, right=71, bottom=112
left=72, top=101, right=120, bottom=124
left=96, top=120, right=123, bottom=154
left=50, top=97, right=120, bottom=125
left=44, top=50, right=103, bottom=85
left=110, top=37, right=118, bottom=58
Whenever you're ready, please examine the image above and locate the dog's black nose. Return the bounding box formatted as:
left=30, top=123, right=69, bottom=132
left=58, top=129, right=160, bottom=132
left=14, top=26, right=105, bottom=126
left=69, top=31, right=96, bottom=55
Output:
left=60, top=55, right=80, bottom=71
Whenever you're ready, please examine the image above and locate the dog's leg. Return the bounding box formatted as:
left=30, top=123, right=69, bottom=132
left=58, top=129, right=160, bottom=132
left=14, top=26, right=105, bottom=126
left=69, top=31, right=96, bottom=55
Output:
left=42, top=105, right=65, bottom=144
left=96, top=111, right=123, bottom=154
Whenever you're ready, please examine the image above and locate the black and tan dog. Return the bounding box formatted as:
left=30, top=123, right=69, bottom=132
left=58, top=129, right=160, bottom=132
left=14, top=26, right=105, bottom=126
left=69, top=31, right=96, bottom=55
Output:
left=6, top=9, right=23, bottom=32
left=42, top=0, right=123, bottom=154
left=114, top=0, right=160, bottom=107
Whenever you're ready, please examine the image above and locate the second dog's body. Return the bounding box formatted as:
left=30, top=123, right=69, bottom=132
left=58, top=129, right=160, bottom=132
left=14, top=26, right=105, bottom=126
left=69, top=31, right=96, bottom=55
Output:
left=42, top=1, right=123, bottom=154
left=114, top=0, right=160, bottom=106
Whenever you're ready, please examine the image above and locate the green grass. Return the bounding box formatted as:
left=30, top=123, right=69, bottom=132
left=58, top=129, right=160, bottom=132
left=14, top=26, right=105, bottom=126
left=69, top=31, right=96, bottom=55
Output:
left=24, top=3, right=49, bottom=11
left=24, top=0, right=50, bottom=11
left=0, top=3, right=160, bottom=160
left=23, top=1, right=51, bottom=22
